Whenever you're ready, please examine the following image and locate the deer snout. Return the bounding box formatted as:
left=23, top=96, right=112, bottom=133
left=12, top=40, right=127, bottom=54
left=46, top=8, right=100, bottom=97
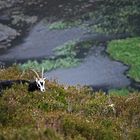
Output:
left=41, top=88, right=45, bottom=92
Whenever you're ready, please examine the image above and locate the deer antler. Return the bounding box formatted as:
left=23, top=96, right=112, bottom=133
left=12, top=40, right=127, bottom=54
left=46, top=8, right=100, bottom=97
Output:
left=31, top=69, right=40, bottom=79
left=42, top=67, right=44, bottom=78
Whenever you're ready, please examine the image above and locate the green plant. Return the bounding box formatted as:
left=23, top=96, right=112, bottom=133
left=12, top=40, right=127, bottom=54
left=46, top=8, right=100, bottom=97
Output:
left=107, top=37, right=140, bottom=82
left=109, top=88, right=130, bottom=96
left=84, top=0, right=140, bottom=35
left=48, top=20, right=81, bottom=30
left=54, top=41, right=77, bottom=57
left=20, top=57, right=80, bottom=72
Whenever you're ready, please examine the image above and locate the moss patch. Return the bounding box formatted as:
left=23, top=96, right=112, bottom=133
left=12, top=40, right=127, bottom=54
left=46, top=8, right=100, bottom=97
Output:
left=109, top=88, right=130, bottom=96
left=107, top=37, right=140, bottom=82
left=47, top=20, right=81, bottom=30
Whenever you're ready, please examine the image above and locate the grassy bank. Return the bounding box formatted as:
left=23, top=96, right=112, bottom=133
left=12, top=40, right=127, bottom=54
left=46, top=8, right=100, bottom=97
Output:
left=0, top=67, right=140, bottom=140
left=107, top=37, right=140, bottom=82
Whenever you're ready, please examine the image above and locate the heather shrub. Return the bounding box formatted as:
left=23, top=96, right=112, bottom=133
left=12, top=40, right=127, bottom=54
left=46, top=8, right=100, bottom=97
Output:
left=0, top=67, right=140, bottom=140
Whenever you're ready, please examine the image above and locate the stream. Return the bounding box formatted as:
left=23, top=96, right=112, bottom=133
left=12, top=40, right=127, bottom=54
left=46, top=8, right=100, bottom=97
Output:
left=0, top=18, right=131, bottom=91
left=0, top=0, right=139, bottom=93
left=0, top=20, right=86, bottom=61
left=46, top=45, right=130, bottom=90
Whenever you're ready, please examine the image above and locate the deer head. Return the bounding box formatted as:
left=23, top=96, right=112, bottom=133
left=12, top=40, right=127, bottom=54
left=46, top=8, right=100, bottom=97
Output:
left=31, top=68, right=46, bottom=92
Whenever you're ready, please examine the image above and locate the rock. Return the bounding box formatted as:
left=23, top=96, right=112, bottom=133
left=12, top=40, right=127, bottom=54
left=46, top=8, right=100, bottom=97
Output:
left=0, top=0, right=24, bottom=10
left=0, top=23, right=19, bottom=49
left=11, top=14, right=38, bottom=26
left=0, top=44, right=7, bottom=49
left=0, top=31, right=7, bottom=42
left=0, top=15, right=12, bottom=24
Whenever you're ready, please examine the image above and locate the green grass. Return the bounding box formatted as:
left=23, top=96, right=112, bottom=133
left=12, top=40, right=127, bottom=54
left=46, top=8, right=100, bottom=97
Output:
left=0, top=67, right=140, bottom=140
left=48, top=20, right=81, bottom=30
left=54, top=41, right=77, bottom=57
left=109, top=88, right=130, bottom=96
left=107, top=37, right=140, bottom=82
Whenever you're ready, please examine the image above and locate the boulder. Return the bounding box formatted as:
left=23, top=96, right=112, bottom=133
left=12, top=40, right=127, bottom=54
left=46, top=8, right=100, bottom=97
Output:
left=0, top=23, right=19, bottom=49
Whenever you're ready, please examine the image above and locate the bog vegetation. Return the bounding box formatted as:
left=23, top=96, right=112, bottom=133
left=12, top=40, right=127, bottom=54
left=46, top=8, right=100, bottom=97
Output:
left=20, top=40, right=94, bottom=71
left=0, top=67, right=140, bottom=140
left=107, top=37, right=140, bottom=82
left=0, top=0, right=140, bottom=139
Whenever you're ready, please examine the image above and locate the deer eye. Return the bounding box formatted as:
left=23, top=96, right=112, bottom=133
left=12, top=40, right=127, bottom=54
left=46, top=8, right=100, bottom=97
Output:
left=37, top=83, right=40, bottom=88
left=40, top=82, right=43, bottom=86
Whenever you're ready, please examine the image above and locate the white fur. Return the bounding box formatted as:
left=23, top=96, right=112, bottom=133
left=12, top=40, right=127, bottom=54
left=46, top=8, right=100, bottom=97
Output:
left=36, top=78, right=46, bottom=92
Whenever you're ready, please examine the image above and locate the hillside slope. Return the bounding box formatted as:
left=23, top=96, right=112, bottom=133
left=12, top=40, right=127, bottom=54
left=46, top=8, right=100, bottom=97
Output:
left=0, top=67, right=140, bottom=140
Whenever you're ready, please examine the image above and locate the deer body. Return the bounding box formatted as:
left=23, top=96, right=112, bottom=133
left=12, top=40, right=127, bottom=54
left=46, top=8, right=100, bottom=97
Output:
left=28, top=80, right=41, bottom=92
left=0, top=80, right=29, bottom=93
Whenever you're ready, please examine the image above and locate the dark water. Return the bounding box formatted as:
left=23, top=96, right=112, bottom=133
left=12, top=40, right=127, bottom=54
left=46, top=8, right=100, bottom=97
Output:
left=46, top=46, right=130, bottom=90
left=0, top=19, right=131, bottom=90
left=0, top=20, right=86, bottom=61
left=0, top=0, right=139, bottom=91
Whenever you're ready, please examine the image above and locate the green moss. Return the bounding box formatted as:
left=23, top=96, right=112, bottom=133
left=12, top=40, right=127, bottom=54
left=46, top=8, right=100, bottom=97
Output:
left=107, top=37, right=140, bottom=82
left=48, top=20, right=81, bottom=30
left=109, top=88, right=130, bottom=96
left=54, top=41, right=77, bottom=57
